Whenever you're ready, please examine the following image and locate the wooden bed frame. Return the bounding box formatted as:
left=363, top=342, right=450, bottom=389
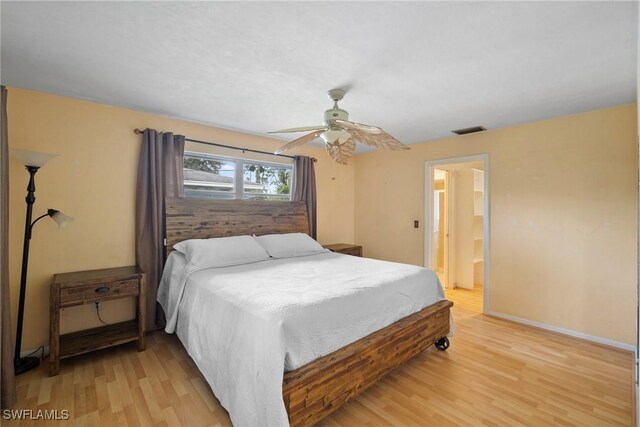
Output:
left=165, top=197, right=453, bottom=426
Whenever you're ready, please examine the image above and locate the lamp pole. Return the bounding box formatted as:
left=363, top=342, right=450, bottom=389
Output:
left=14, top=165, right=41, bottom=374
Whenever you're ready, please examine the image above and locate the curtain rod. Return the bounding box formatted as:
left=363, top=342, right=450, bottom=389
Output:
left=133, top=129, right=317, bottom=162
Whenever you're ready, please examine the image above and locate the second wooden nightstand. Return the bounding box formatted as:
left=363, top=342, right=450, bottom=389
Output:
left=323, top=243, right=363, bottom=257
left=49, top=266, right=145, bottom=376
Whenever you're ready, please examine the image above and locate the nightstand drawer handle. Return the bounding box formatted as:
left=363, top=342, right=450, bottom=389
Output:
left=94, top=286, right=111, bottom=293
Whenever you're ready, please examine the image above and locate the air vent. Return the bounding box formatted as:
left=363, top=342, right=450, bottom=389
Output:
left=452, top=126, right=487, bottom=135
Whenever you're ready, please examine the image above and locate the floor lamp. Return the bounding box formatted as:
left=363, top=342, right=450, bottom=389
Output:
left=11, top=149, right=73, bottom=375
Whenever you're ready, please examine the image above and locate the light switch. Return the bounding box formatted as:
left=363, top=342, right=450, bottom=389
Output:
left=414, top=220, right=419, bottom=228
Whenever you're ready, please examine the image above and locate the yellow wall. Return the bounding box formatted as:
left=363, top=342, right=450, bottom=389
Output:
left=355, top=104, right=638, bottom=345
left=6, top=88, right=355, bottom=350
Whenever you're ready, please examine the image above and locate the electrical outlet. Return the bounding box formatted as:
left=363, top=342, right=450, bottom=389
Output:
left=92, top=302, right=101, bottom=312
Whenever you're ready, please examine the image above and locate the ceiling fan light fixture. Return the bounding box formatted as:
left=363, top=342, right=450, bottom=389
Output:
left=320, top=129, right=351, bottom=145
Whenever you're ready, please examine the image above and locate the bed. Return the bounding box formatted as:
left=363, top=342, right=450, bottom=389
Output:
left=158, top=198, right=453, bottom=427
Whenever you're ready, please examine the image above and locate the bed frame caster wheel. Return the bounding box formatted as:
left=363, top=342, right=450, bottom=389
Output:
left=434, top=337, right=450, bottom=351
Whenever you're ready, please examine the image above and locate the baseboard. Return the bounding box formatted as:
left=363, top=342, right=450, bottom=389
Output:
left=20, top=345, right=50, bottom=359
left=486, top=310, right=636, bottom=353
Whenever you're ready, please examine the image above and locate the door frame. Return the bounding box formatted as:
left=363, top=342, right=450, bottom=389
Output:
left=424, top=153, right=490, bottom=314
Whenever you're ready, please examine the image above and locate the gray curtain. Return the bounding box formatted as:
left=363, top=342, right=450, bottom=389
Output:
left=1, top=86, right=16, bottom=407
left=135, top=129, right=184, bottom=330
left=293, top=156, right=317, bottom=239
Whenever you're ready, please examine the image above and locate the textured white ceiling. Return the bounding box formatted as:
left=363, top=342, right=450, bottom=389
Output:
left=1, top=1, right=637, bottom=150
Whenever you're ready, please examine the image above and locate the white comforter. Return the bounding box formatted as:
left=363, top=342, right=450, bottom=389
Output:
left=158, top=251, right=447, bottom=427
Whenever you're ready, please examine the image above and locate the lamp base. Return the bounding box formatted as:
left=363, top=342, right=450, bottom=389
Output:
left=14, top=356, right=40, bottom=375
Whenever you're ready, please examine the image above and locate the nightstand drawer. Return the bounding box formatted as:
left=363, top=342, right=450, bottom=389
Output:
left=60, top=279, right=139, bottom=306
left=322, top=243, right=363, bottom=257
left=340, top=247, right=362, bottom=257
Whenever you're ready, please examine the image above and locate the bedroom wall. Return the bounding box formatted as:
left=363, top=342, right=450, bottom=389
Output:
left=6, top=87, right=356, bottom=350
left=354, top=104, right=638, bottom=346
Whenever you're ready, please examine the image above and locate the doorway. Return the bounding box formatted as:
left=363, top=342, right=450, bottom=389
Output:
left=431, top=169, right=450, bottom=287
left=425, top=154, right=489, bottom=313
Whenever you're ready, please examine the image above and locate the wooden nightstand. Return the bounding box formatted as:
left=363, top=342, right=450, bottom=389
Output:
left=49, top=266, right=145, bottom=376
left=323, top=243, right=363, bottom=257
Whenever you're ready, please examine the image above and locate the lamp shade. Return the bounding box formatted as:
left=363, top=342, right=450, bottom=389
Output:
left=10, top=149, right=59, bottom=168
left=48, top=209, right=73, bottom=228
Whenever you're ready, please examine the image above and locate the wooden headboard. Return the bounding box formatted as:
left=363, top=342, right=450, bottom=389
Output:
left=164, top=198, right=310, bottom=253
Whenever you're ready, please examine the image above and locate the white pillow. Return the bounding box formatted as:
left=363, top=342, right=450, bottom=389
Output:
left=253, top=233, right=329, bottom=259
left=173, top=235, right=271, bottom=268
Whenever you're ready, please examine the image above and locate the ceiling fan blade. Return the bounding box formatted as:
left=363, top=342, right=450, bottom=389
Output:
left=335, top=119, right=383, bottom=134
left=274, top=130, right=324, bottom=154
left=360, top=132, right=410, bottom=151
left=268, top=125, right=326, bottom=134
left=336, top=119, right=409, bottom=151
left=325, top=139, right=356, bottom=165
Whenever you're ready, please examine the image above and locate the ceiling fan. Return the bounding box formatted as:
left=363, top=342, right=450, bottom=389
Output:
left=269, top=89, right=409, bottom=165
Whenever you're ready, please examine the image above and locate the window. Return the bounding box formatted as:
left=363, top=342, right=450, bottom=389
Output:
left=184, top=154, right=236, bottom=199
left=242, top=161, right=292, bottom=201
left=183, top=151, right=293, bottom=201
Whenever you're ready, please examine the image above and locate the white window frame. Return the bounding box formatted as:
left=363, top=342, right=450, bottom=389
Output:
left=184, top=150, right=294, bottom=201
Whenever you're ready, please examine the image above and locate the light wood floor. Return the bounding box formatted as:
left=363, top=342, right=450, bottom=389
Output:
left=7, top=285, right=634, bottom=426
